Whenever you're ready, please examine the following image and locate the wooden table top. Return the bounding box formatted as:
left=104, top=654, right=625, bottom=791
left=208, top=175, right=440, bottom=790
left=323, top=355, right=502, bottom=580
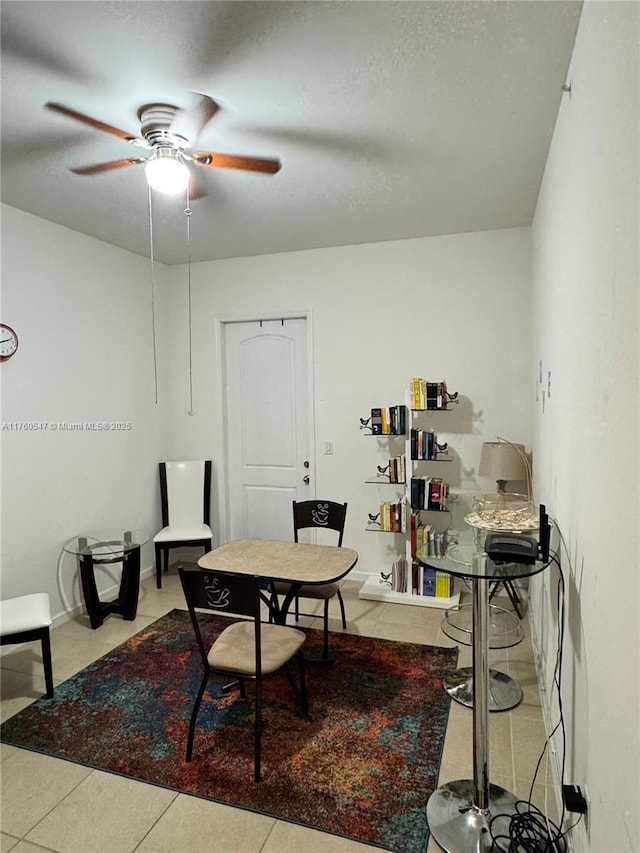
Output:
left=198, top=538, right=358, bottom=585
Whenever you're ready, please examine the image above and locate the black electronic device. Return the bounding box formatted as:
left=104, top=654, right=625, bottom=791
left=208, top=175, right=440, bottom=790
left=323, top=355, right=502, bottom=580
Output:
left=485, top=532, right=538, bottom=564
left=538, top=503, right=550, bottom=562
left=485, top=503, right=551, bottom=565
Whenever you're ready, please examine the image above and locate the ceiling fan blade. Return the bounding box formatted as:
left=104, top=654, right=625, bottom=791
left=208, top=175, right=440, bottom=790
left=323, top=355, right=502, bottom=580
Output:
left=45, top=102, right=147, bottom=147
left=193, top=151, right=281, bottom=175
left=69, top=157, right=146, bottom=175
left=170, top=93, right=220, bottom=145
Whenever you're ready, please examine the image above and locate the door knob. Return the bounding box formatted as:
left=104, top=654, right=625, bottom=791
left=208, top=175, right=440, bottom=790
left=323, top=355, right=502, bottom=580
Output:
left=303, top=475, right=310, bottom=485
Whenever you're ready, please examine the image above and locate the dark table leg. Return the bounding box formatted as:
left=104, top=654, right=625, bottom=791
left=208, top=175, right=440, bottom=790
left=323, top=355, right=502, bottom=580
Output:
left=79, top=544, right=141, bottom=629
left=266, top=582, right=333, bottom=664
left=118, top=546, right=141, bottom=620
left=79, top=553, right=105, bottom=629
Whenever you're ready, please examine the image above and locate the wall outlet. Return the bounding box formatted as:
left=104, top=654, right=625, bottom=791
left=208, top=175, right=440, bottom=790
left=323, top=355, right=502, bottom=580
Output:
left=563, top=784, right=588, bottom=813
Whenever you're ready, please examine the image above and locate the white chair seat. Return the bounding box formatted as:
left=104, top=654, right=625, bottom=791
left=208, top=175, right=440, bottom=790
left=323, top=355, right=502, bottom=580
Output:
left=1, top=593, right=54, bottom=698
left=153, top=524, right=213, bottom=544
left=0, top=593, right=52, bottom=634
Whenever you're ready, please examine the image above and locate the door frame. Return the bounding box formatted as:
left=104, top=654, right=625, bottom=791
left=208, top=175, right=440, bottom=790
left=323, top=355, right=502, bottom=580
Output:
left=213, top=310, right=316, bottom=544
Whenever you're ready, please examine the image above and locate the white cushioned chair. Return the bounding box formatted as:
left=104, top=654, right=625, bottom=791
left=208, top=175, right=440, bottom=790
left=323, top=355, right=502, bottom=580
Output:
left=153, top=460, right=213, bottom=589
left=0, top=593, right=54, bottom=698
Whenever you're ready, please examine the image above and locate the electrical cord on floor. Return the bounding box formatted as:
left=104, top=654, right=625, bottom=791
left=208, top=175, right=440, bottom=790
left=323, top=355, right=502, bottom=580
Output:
left=489, top=798, right=579, bottom=852
left=488, top=548, right=584, bottom=851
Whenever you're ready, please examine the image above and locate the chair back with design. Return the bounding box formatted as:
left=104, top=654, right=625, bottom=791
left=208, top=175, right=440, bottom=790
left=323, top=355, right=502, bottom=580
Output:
left=292, top=499, right=347, bottom=545
left=179, top=567, right=263, bottom=674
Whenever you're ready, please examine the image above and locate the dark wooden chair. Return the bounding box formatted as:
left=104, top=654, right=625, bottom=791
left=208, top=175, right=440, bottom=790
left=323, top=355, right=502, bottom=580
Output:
left=179, top=565, right=308, bottom=782
left=273, top=499, right=348, bottom=660
left=0, top=593, right=54, bottom=698
left=153, top=461, right=213, bottom=588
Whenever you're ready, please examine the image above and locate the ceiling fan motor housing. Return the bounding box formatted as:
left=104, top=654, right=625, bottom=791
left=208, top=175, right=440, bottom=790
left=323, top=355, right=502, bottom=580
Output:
left=137, top=104, right=188, bottom=148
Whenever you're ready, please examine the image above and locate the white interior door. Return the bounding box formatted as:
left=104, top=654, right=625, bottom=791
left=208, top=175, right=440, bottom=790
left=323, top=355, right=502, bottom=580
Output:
left=222, top=317, right=312, bottom=541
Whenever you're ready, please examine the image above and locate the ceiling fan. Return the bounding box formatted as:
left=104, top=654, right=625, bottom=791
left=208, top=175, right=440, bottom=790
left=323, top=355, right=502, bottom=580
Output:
left=45, top=93, right=281, bottom=196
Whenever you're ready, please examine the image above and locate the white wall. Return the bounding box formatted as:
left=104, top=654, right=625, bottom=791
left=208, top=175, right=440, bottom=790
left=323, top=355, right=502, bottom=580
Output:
left=0, top=205, right=172, bottom=622
left=162, top=226, right=533, bottom=579
left=0, top=211, right=532, bottom=615
left=530, top=2, right=639, bottom=851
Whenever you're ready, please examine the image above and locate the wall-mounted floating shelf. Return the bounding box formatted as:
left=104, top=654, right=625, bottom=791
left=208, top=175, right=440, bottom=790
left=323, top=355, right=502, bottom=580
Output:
left=359, top=378, right=461, bottom=609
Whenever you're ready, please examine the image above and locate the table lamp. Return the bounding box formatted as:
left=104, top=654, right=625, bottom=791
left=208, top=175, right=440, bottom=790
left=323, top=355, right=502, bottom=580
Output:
left=467, top=438, right=537, bottom=533
left=478, top=441, right=528, bottom=494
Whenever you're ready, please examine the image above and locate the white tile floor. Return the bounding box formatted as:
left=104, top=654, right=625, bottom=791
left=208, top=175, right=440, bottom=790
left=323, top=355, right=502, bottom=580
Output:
left=1, top=571, right=557, bottom=853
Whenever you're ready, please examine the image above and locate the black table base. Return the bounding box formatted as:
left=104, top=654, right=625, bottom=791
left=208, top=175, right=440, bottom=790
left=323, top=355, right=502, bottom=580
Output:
left=79, top=540, right=141, bottom=629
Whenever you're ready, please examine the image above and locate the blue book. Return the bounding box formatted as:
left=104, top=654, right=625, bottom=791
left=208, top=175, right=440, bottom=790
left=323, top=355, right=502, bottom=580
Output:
left=422, top=567, right=436, bottom=597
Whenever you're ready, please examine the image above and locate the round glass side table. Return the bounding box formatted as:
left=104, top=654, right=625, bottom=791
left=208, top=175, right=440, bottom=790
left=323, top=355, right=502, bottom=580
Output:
left=63, top=529, right=148, bottom=629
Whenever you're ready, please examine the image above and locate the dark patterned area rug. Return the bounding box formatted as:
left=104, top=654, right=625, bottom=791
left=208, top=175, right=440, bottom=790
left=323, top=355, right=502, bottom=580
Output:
left=1, top=609, right=457, bottom=853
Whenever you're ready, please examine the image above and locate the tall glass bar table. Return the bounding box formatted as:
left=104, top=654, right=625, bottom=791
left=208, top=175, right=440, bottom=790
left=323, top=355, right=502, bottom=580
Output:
left=440, top=543, right=526, bottom=712
left=63, top=530, right=148, bottom=629
left=417, top=545, right=551, bottom=853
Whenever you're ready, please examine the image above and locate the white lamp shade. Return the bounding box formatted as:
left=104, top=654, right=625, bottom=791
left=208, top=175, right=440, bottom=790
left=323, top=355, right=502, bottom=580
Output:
left=478, top=441, right=527, bottom=486
left=145, top=148, right=190, bottom=195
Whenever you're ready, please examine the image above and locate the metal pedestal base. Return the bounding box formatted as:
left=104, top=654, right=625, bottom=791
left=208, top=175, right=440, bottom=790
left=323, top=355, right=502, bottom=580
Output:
left=444, top=666, right=523, bottom=712
left=427, top=780, right=519, bottom=853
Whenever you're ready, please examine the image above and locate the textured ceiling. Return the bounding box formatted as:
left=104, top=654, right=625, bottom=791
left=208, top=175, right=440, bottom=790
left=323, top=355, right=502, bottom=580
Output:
left=0, top=1, right=582, bottom=265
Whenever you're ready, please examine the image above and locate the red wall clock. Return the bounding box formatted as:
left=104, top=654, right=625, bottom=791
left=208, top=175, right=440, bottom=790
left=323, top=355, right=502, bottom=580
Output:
left=0, top=324, right=19, bottom=361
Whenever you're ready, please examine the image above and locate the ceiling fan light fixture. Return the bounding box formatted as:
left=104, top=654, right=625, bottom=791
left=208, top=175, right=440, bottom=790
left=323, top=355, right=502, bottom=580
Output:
left=144, top=147, right=189, bottom=195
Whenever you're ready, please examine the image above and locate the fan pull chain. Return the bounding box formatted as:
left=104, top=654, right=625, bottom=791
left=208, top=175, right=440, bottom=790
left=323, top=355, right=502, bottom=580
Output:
left=185, top=189, right=195, bottom=416
left=148, top=184, right=159, bottom=404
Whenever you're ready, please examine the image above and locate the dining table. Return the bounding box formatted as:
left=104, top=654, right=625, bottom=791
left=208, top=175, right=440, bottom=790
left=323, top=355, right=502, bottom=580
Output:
left=197, top=537, right=359, bottom=626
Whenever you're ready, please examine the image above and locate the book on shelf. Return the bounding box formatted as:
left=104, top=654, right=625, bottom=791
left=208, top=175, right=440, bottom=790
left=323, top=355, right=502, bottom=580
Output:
left=410, top=513, right=417, bottom=557
left=410, top=428, right=446, bottom=460
left=377, top=499, right=407, bottom=532
left=429, top=478, right=446, bottom=510
left=411, top=377, right=422, bottom=410
left=391, top=554, right=408, bottom=592
left=369, top=405, right=406, bottom=435
left=413, top=564, right=453, bottom=598
left=389, top=405, right=406, bottom=435
left=387, top=454, right=406, bottom=483
left=409, top=379, right=449, bottom=411
left=422, top=566, right=436, bottom=596
left=410, top=477, right=449, bottom=511
left=415, top=522, right=448, bottom=557
left=436, top=571, right=453, bottom=598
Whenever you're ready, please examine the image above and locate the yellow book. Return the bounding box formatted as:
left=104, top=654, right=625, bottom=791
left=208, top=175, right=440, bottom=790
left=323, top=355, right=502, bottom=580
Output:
left=412, top=378, right=421, bottom=409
